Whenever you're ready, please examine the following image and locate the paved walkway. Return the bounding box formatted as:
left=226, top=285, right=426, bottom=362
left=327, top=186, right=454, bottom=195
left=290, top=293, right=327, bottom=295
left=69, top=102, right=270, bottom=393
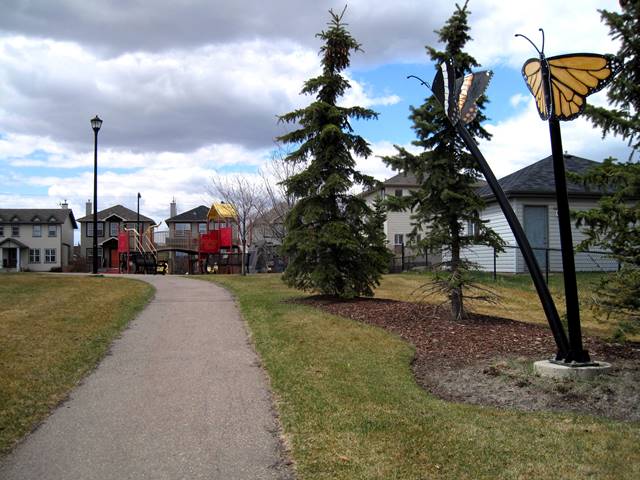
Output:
left=0, top=275, right=292, bottom=480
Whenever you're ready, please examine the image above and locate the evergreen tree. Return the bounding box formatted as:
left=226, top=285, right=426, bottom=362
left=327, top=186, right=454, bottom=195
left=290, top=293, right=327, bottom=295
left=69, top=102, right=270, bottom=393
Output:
left=382, top=1, right=504, bottom=319
left=583, top=1, right=639, bottom=155
left=276, top=8, right=392, bottom=299
left=575, top=1, right=640, bottom=327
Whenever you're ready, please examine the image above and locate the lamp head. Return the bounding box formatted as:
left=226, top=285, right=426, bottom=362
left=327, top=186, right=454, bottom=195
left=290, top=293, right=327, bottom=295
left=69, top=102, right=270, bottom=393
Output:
left=90, top=115, right=103, bottom=132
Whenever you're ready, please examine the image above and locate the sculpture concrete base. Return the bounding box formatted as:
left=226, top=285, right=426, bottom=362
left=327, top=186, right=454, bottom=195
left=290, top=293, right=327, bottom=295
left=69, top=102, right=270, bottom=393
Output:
left=533, top=360, right=612, bottom=380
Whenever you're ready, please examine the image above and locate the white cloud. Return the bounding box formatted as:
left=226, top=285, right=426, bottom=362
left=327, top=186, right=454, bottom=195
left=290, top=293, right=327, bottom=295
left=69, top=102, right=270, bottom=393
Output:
left=470, top=0, right=620, bottom=68
left=509, top=93, right=529, bottom=109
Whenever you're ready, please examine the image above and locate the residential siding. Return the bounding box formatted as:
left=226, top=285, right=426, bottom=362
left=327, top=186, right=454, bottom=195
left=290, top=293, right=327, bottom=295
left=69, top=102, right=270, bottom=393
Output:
left=510, top=197, right=617, bottom=273
left=459, top=202, right=517, bottom=272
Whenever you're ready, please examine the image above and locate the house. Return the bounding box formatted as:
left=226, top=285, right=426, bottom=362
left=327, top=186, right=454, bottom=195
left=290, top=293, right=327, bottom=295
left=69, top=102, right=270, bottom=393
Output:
left=0, top=203, right=77, bottom=272
left=461, top=154, right=618, bottom=273
left=361, top=172, right=441, bottom=266
left=160, top=201, right=210, bottom=274
left=164, top=202, right=210, bottom=248
left=76, top=202, right=156, bottom=270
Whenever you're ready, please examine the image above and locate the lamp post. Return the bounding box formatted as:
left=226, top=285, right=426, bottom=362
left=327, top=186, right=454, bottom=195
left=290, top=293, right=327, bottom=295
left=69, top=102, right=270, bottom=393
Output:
left=91, top=115, right=102, bottom=274
left=137, top=192, right=141, bottom=235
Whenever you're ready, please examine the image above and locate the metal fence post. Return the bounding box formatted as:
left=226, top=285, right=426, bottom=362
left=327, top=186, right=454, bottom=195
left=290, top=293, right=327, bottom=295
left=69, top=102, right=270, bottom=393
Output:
left=545, top=248, right=549, bottom=285
left=493, top=247, right=497, bottom=281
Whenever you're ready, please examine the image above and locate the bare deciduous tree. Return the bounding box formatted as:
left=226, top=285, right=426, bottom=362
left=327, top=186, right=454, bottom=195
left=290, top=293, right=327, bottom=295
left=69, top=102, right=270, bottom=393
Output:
left=258, top=147, right=304, bottom=244
left=208, top=174, right=266, bottom=275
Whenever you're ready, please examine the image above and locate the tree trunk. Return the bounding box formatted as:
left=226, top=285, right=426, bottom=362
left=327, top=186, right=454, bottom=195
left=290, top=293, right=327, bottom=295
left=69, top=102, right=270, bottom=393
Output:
left=450, top=221, right=463, bottom=321
left=242, top=238, right=247, bottom=275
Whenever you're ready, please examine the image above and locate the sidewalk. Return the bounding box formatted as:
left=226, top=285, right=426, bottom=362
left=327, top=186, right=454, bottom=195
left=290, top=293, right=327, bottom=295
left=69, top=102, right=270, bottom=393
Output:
left=0, top=275, right=292, bottom=480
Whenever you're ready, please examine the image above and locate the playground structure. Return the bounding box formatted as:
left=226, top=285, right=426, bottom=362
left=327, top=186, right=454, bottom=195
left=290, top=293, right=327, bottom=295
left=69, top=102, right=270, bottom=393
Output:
left=118, top=226, right=167, bottom=274
left=117, top=202, right=242, bottom=274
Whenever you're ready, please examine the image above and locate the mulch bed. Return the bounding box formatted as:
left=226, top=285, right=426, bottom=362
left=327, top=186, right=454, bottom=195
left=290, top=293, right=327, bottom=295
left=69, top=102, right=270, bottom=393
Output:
left=294, top=296, right=640, bottom=421
left=296, top=296, right=639, bottom=367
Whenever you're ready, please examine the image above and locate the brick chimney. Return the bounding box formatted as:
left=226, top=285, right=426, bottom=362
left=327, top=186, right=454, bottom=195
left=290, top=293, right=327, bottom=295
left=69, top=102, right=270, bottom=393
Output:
left=170, top=198, right=177, bottom=218
left=86, top=200, right=92, bottom=217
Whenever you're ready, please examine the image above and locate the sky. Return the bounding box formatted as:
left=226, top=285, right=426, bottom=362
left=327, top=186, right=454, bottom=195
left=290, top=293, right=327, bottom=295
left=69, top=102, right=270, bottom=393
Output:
left=0, top=0, right=632, bottom=235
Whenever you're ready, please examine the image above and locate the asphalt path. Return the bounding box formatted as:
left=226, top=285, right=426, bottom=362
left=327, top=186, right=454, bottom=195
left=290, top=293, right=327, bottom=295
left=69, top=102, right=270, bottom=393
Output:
left=0, top=275, right=292, bottom=480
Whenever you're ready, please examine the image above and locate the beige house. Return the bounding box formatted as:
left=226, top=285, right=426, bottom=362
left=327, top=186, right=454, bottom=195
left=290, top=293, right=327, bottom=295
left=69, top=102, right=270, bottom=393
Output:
left=362, top=172, right=441, bottom=268
left=76, top=202, right=155, bottom=270
left=0, top=204, right=77, bottom=272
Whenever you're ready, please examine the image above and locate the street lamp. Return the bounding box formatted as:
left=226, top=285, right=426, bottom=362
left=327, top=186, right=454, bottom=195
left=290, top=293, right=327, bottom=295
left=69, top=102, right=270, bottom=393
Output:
left=91, top=115, right=102, bottom=274
left=137, top=192, right=141, bottom=236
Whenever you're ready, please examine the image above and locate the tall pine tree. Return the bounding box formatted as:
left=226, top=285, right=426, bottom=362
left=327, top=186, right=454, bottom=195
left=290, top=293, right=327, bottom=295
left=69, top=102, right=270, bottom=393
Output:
left=276, top=8, right=391, bottom=299
left=574, top=0, right=640, bottom=326
left=383, top=1, right=503, bottom=319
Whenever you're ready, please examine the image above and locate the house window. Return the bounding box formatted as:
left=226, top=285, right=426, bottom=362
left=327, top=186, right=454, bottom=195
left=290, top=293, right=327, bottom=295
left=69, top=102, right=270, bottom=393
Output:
left=86, top=222, right=104, bottom=237
left=86, top=247, right=103, bottom=259
left=12, top=225, right=19, bottom=237
left=110, top=222, right=119, bottom=237
left=45, top=248, right=56, bottom=264
left=394, top=233, right=404, bottom=245
left=467, top=220, right=480, bottom=238
left=29, top=249, right=41, bottom=263
left=175, top=223, right=191, bottom=237
left=394, top=189, right=403, bottom=197
left=198, top=223, right=207, bottom=234
left=33, top=225, right=42, bottom=237
left=48, top=224, right=57, bottom=237
left=0, top=225, right=3, bottom=236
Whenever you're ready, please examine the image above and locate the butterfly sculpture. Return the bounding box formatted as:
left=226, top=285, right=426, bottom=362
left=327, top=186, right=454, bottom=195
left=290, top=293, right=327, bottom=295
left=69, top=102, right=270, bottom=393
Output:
left=407, top=60, right=573, bottom=361
left=516, top=29, right=619, bottom=121
left=430, top=60, right=492, bottom=126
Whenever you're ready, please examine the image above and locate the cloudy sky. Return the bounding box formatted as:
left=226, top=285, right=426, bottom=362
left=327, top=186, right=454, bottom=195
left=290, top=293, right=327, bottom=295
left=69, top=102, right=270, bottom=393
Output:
left=0, top=0, right=631, bottom=232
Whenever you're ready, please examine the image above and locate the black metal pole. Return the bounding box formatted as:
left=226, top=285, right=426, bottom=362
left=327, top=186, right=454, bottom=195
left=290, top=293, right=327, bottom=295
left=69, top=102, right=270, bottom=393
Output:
left=456, top=124, right=570, bottom=359
left=137, top=193, right=140, bottom=236
left=493, top=247, right=497, bottom=281
left=548, top=118, right=590, bottom=362
left=92, top=129, right=99, bottom=275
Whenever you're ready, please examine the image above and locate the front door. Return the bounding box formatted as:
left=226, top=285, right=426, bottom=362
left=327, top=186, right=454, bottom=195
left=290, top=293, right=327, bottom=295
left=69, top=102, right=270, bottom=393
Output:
left=110, top=249, right=119, bottom=268
left=7, top=248, right=17, bottom=268
left=523, top=205, right=548, bottom=271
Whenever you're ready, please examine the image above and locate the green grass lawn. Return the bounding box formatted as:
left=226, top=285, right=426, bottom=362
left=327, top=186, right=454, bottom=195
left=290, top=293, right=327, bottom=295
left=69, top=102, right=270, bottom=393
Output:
left=0, top=274, right=154, bottom=454
left=375, top=272, right=633, bottom=341
left=204, top=274, right=639, bottom=480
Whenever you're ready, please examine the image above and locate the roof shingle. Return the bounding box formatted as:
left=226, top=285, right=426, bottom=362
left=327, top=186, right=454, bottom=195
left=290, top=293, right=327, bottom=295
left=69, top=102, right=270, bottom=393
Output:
left=166, top=205, right=210, bottom=223
left=76, top=205, right=155, bottom=224
left=0, top=209, right=78, bottom=229
left=476, top=155, right=608, bottom=199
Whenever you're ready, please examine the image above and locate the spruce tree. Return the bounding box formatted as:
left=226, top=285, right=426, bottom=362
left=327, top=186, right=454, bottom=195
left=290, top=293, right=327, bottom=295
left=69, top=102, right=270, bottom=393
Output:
left=574, top=1, right=640, bottom=327
left=382, top=1, right=504, bottom=319
left=276, top=8, right=392, bottom=299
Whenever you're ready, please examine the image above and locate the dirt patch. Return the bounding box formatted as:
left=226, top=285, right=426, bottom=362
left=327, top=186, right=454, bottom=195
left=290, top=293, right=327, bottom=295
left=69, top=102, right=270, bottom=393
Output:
left=296, top=296, right=640, bottom=422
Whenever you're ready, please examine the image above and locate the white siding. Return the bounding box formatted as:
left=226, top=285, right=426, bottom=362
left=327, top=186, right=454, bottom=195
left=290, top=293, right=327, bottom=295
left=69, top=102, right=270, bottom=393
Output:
left=459, top=202, right=517, bottom=272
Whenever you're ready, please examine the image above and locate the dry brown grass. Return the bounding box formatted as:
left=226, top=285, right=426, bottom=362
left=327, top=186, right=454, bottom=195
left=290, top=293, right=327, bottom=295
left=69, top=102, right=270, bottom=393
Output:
left=374, top=272, right=634, bottom=341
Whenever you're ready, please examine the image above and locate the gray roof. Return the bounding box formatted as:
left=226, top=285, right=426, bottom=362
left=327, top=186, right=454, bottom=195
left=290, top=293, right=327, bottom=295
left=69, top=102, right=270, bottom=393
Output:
left=165, top=205, right=209, bottom=224
left=477, top=155, right=608, bottom=199
left=382, top=172, right=419, bottom=187
left=76, top=204, right=155, bottom=224
left=0, top=208, right=78, bottom=229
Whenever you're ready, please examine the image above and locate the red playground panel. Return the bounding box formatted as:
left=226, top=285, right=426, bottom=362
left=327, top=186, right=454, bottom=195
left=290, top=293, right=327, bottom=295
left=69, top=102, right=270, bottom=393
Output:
left=199, top=227, right=233, bottom=254
left=199, top=231, right=219, bottom=253
left=118, top=230, right=130, bottom=253
left=219, top=227, right=232, bottom=249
